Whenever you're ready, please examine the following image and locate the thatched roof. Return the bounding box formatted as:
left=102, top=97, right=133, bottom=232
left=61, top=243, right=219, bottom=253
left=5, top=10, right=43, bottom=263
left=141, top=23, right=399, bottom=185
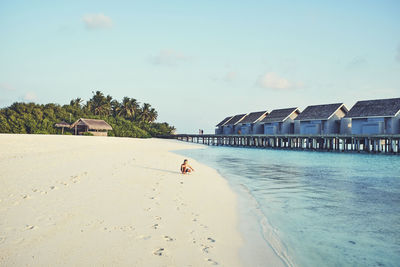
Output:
left=295, top=103, right=347, bottom=121
left=224, top=114, right=247, bottom=125
left=239, top=111, right=268, bottom=124
left=216, top=116, right=233, bottom=127
left=261, top=108, right=299, bottom=123
left=54, top=121, right=70, bottom=128
left=345, top=97, right=400, bottom=118
left=70, top=118, right=113, bottom=130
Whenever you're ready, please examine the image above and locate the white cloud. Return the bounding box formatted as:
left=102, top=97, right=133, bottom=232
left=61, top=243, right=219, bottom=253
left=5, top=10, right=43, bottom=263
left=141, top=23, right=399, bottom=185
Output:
left=224, top=71, right=238, bottom=82
left=82, top=13, right=113, bottom=30
left=0, top=82, right=16, bottom=91
left=23, top=92, right=37, bottom=102
left=150, top=49, right=188, bottom=65
left=257, top=72, right=301, bottom=90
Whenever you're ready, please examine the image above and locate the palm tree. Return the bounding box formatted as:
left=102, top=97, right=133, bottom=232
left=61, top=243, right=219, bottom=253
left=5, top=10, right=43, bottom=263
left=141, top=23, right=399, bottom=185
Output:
left=88, top=91, right=112, bottom=116
left=69, top=98, right=82, bottom=108
left=118, top=97, right=140, bottom=120
left=149, top=108, right=158, bottom=122
left=139, top=103, right=155, bottom=123
left=111, top=100, right=121, bottom=117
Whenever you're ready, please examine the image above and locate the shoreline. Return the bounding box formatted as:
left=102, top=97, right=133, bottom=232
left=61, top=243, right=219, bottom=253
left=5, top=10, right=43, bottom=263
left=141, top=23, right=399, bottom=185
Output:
left=0, top=134, right=243, bottom=266
left=175, top=145, right=289, bottom=267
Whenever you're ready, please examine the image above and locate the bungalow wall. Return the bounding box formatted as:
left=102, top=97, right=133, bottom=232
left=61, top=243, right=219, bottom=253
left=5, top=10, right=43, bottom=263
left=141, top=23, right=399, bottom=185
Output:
left=393, top=113, right=400, bottom=134
left=215, top=127, right=223, bottom=135
left=340, top=117, right=352, bottom=135
left=299, top=118, right=341, bottom=135
left=264, top=121, right=294, bottom=134
left=350, top=115, right=400, bottom=134
left=294, top=121, right=301, bottom=134
left=233, top=125, right=242, bottom=134
left=326, top=113, right=343, bottom=134
left=299, top=120, right=322, bottom=134
left=299, top=110, right=344, bottom=135
left=239, top=123, right=252, bottom=135
left=223, top=125, right=234, bottom=135
left=252, top=123, right=264, bottom=134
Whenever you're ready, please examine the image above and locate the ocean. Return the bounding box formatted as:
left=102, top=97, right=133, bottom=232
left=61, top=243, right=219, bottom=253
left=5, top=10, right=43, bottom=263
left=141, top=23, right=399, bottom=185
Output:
left=176, top=146, right=400, bottom=267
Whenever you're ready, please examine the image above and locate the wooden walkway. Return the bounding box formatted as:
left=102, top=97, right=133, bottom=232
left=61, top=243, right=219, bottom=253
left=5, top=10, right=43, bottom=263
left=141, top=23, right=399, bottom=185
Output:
left=165, top=134, right=400, bottom=154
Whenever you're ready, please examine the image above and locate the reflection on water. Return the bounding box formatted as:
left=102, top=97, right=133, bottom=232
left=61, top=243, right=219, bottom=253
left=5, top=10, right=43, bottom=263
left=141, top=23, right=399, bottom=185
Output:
left=177, top=147, right=400, bottom=267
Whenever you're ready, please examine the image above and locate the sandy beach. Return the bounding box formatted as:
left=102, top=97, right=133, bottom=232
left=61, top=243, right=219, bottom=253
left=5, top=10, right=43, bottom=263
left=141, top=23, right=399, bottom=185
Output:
left=0, top=134, right=245, bottom=266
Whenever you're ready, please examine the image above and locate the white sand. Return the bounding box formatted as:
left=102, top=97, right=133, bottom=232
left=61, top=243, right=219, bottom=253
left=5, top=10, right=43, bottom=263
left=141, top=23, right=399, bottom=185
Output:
left=0, top=134, right=243, bottom=266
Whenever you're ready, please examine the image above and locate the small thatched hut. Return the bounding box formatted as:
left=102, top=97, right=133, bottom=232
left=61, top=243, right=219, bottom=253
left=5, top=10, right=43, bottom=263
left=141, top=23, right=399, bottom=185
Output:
left=70, top=118, right=113, bottom=136
left=54, top=121, right=71, bottom=134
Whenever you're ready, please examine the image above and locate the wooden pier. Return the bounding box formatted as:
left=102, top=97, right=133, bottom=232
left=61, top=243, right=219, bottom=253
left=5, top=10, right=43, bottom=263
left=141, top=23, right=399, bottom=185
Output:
left=167, top=134, right=400, bottom=154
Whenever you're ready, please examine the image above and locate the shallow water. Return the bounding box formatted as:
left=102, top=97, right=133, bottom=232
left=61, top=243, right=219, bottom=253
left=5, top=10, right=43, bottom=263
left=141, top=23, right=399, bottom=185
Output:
left=176, top=147, right=400, bottom=267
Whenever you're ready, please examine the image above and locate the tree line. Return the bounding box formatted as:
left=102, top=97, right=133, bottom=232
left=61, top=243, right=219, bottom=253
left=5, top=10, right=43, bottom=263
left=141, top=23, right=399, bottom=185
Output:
left=0, top=91, right=175, bottom=138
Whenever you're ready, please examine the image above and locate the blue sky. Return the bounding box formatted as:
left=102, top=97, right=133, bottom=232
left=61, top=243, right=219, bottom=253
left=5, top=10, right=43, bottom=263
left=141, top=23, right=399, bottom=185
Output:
left=1, top=0, right=399, bottom=133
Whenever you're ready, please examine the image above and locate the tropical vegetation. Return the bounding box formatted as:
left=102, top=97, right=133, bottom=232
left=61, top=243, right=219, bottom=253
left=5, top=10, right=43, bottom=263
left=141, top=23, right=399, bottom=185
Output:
left=0, top=91, right=175, bottom=138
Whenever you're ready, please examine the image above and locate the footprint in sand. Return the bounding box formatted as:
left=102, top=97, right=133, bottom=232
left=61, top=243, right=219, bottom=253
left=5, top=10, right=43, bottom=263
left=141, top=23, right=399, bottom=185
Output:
left=200, top=224, right=208, bottom=229
left=32, top=188, right=38, bottom=192
left=163, top=235, right=174, bottom=242
left=153, top=248, right=164, bottom=256
left=24, top=225, right=37, bottom=231
left=50, top=186, right=57, bottom=190
left=21, top=194, right=30, bottom=199
left=152, top=224, right=159, bottom=229
left=155, top=216, right=162, bottom=221
left=207, top=237, right=216, bottom=243
left=202, top=245, right=212, bottom=254
left=136, top=235, right=151, bottom=240
left=206, top=258, right=218, bottom=265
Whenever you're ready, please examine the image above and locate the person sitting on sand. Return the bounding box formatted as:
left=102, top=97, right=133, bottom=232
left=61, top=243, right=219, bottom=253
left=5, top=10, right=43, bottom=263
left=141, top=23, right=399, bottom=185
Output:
left=181, top=159, right=194, bottom=174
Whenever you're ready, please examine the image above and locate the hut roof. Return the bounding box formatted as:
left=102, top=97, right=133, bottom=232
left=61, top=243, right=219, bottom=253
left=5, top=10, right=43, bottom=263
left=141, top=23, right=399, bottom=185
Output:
left=295, top=103, right=347, bottom=121
left=261, top=108, right=299, bottom=123
left=224, top=114, right=247, bottom=125
left=239, top=111, right=268, bottom=124
left=54, top=121, right=70, bottom=128
left=70, top=118, right=113, bottom=130
left=216, top=116, right=234, bottom=127
left=345, top=97, right=400, bottom=118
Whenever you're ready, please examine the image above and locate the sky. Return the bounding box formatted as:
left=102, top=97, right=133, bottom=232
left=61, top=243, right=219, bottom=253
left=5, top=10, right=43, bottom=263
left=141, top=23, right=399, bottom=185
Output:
left=0, top=0, right=399, bottom=133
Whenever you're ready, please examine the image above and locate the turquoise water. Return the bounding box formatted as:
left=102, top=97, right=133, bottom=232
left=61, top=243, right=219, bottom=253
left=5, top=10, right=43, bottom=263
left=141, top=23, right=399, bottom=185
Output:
left=177, top=147, right=400, bottom=267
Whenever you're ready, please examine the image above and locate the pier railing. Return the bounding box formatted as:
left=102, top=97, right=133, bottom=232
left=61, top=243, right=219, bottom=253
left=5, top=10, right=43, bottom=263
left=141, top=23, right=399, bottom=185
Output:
left=165, top=134, right=400, bottom=154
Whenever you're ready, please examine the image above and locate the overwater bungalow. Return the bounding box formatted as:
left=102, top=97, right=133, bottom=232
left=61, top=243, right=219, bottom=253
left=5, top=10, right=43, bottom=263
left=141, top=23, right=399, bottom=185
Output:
left=261, top=108, right=300, bottom=134
left=215, top=116, right=233, bottom=134
left=237, top=111, right=268, bottom=134
left=345, top=97, right=400, bottom=134
left=222, top=114, right=247, bottom=134
left=70, top=118, right=113, bottom=136
left=294, top=103, right=348, bottom=134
